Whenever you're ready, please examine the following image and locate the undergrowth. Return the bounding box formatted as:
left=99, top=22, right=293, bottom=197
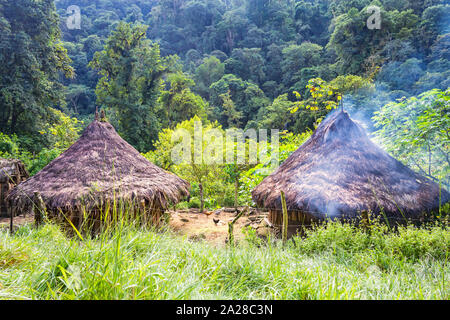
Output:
left=0, top=220, right=448, bottom=300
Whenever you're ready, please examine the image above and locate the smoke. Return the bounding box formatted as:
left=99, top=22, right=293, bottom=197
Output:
left=341, top=84, right=393, bottom=134
left=340, top=80, right=449, bottom=191
left=299, top=109, right=430, bottom=217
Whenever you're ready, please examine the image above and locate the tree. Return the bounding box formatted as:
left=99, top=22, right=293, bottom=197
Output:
left=287, top=75, right=374, bottom=132
left=145, top=116, right=225, bottom=212
left=215, top=7, right=249, bottom=54
left=194, top=56, right=225, bottom=100
left=0, top=107, right=82, bottom=176
left=66, top=84, right=96, bottom=115
left=0, top=0, right=74, bottom=152
left=418, top=5, right=450, bottom=54
left=281, top=43, right=323, bottom=90
left=220, top=91, right=243, bottom=128
left=378, top=58, right=425, bottom=92
left=258, top=94, right=294, bottom=130
left=294, top=0, right=331, bottom=45
left=39, top=108, right=82, bottom=150
left=225, top=48, right=266, bottom=85
left=239, top=130, right=312, bottom=205
left=373, top=88, right=450, bottom=189
left=264, top=44, right=284, bottom=93
left=290, top=77, right=343, bottom=129
left=89, top=22, right=170, bottom=152
left=209, top=74, right=269, bottom=128
left=327, top=5, right=419, bottom=74
left=158, top=72, right=208, bottom=128
left=246, top=0, right=271, bottom=27
left=224, top=136, right=259, bottom=210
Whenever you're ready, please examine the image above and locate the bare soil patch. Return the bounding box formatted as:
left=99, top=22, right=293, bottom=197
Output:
left=0, top=208, right=270, bottom=245
left=169, top=207, right=268, bottom=246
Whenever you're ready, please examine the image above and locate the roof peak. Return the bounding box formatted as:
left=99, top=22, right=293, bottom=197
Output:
left=315, top=110, right=366, bottom=144
left=94, top=107, right=108, bottom=123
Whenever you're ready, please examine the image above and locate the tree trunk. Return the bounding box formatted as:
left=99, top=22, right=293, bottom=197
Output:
left=10, top=108, right=18, bottom=134
left=9, top=199, right=13, bottom=234
left=33, top=192, right=46, bottom=227
left=234, top=177, right=239, bottom=210
left=199, top=182, right=204, bottom=213
left=228, top=206, right=248, bottom=246
left=0, top=105, right=10, bottom=131
left=281, top=191, right=288, bottom=244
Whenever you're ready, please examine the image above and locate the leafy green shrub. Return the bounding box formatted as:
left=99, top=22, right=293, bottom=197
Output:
left=0, top=108, right=81, bottom=176
left=0, top=132, right=20, bottom=156
left=387, top=225, right=450, bottom=261
left=28, top=148, right=63, bottom=175
left=293, top=220, right=449, bottom=263
left=373, top=88, right=450, bottom=189
left=175, top=201, right=189, bottom=210
left=39, top=108, right=82, bottom=149
left=188, top=197, right=201, bottom=209
left=242, top=226, right=265, bottom=247
left=293, top=221, right=377, bottom=254
left=240, top=130, right=312, bottom=205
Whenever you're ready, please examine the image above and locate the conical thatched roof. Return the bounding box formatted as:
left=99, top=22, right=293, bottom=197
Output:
left=252, top=110, right=449, bottom=219
left=7, top=120, right=190, bottom=214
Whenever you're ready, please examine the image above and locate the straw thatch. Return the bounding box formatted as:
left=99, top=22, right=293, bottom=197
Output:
left=7, top=120, right=190, bottom=221
left=0, top=159, right=29, bottom=217
left=252, top=110, right=449, bottom=223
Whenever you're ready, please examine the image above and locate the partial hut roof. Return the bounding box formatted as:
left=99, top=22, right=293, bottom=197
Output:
left=252, top=110, right=449, bottom=219
left=8, top=120, right=189, bottom=213
left=0, top=159, right=29, bottom=184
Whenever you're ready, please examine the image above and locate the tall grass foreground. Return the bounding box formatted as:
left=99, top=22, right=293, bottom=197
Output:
left=0, top=209, right=448, bottom=300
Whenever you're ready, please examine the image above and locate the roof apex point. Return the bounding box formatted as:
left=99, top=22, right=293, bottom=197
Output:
left=100, top=109, right=107, bottom=122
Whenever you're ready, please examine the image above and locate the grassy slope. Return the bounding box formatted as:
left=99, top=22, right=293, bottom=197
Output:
left=0, top=221, right=448, bottom=300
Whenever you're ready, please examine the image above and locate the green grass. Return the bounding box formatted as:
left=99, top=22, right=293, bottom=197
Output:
left=0, top=220, right=448, bottom=300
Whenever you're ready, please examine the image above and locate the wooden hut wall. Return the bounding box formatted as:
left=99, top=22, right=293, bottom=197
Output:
left=268, top=209, right=315, bottom=227
left=0, top=177, right=19, bottom=217
left=43, top=201, right=168, bottom=233
left=0, top=180, right=12, bottom=217
left=0, top=161, right=29, bottom=217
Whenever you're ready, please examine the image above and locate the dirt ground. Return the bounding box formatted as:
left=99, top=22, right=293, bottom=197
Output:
left=0, top=207, right=270, bottom=246
left=0, top=214, right=33, bottom=232
left=169, top=207, right=270, bottom=245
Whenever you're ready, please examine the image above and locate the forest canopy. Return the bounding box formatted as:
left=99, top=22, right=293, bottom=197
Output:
left=49, top=0, right=449, bottom=130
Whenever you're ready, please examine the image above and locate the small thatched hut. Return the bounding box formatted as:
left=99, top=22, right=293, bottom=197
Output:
left=7, top=119, right=189, bottom=228
left=252, top=110, right=449, bottom=235
left=0, top=159, right=29, bottom=217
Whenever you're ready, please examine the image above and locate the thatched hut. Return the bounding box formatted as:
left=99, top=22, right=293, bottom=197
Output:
left=0, top=159, right=29, bottom=217
left=7, top=119, right=190, bottom=228
left=252, top=110, right=449, bottom=235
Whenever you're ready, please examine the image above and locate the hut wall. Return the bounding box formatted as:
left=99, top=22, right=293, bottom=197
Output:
left=0, top=181, right=12, bottom=217
left=0, top=161, right=29, bottom=217
left=268, top=209, right=316, bottom=237
left=43, top=203, right=169, bottom=234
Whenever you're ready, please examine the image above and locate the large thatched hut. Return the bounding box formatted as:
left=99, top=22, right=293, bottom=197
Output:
left=0, top=159, right=29, bottom=217
left=7, top=119, right=189, bottom=228
left=252, top=110, right=449, bottom=235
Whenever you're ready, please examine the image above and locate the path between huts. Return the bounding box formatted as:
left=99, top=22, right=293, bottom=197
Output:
left=0, top=207, right=270, bottom=246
